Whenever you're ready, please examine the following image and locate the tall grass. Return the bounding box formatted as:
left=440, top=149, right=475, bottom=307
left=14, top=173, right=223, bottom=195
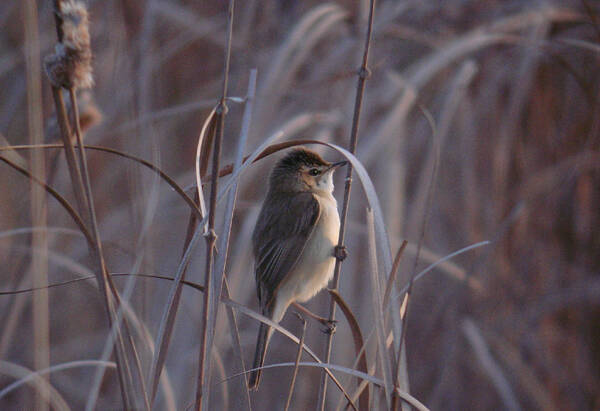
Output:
left=0, top=1, right=598, bottom=410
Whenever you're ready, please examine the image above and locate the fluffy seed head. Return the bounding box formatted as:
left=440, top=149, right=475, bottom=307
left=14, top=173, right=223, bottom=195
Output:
left=44, top=1, right=93, bottom=89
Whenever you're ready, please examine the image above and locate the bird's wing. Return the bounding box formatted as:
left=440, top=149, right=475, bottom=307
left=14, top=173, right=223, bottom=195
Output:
left=252, top=192, right=321, bottom=309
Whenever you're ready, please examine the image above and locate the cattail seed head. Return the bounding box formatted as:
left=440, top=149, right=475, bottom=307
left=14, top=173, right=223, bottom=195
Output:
left=44, top=0, right=93, bottom=89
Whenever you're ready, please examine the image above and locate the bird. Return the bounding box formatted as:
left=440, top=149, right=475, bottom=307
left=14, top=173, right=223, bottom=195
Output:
left=248, top=147, right=347, bottom=390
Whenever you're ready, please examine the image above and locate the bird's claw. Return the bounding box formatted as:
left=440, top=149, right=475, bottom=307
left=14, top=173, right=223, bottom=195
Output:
left=334, top=245, right=348, bottom=261
left=320, top=319, right=337, bottom=335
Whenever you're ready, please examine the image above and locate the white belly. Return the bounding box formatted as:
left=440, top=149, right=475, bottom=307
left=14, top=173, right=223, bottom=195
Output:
left=271, top=195, right=340, bottom=322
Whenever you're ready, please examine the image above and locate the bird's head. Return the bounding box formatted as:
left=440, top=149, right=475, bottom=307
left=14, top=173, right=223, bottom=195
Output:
left=269, top=148, right=347, bottom=195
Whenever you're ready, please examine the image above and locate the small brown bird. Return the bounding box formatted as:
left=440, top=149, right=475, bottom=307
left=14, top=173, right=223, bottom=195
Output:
left=248, top=148, right=347, bottom=390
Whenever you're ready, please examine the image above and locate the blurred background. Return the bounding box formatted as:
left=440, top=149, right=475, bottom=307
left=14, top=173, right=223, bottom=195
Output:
left=0, top=0, right=598, bottom=410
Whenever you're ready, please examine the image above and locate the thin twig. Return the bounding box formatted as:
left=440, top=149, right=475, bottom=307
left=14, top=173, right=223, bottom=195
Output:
left=318, top=0, right=377, bottom=408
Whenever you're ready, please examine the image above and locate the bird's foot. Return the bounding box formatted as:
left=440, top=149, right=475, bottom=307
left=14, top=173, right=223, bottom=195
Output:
left=291, top=302, right=336, bottom=334
left=320, top=319, right=337, bottom=335
left=334, top=245, right=348, bottom=261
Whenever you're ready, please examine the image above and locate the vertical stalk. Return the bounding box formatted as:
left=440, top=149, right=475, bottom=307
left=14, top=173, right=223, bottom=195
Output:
left=194, top=1, right=234, bottom=410
left=69, top=88, right=150, bottom=410
left=50, top=88, right=89, bottom=216
left=47, top=1, right=146, bottom=408
left=317, top=1, right=376, bottom=409
left=24, top=1, right=49, bottom=410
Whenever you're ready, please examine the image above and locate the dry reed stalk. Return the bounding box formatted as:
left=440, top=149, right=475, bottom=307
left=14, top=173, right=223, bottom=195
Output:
left=318, top=1, right=382, bottom=408
left=327, top=289, right=370, bottom=410
left=206, top=69, right=257, bottom=410
left=194, top=1, right=234, bottom=410
left=0, top=268, right=360, bottom=410
left=23, top=2, right=49, bottom=409
left=147, top=105, right=214, bottom=406
left=45, top=1, right=149, bottom=408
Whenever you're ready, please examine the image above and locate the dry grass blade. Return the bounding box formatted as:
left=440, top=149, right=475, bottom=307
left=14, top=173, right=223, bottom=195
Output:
left=486, top=332, right=557, bottom=411
left=0, top=361, right=70, bottom=411
left=462, top=319, right=521, bottom=411
left=393, top=87, right=438, bottom=411
left=326, top=289, right=369, bottom=410
left=0, top=134, right=27, bottom=168
left=149, top=211, right=209, bottom=406
left=0, top=143, right=204, bottom=220
left=195, top=1, right=235, bottom=409
left=221, top=298, right=357, bottom=410
left=333, top=241, right=410, bottom=411
left=366, top=208, right=393, bottom=408
left=0, top=360, right=116, bottom=400
left=220, top=279, right=252, bottom=411
left=1, top=270, right=359, bottom=411
left=148, top=107, right=215, bottom=405
left=221, top=362, right=428, bottom=411
left=195, top=108, right=215, bottom=218
left=0, top=155, right=93, bottom=245
left=0, top=226, right=80, bottom=240
left=383, top=241, right=408, bottom=308
left=397, top=241, right=490, bottom=296
left=115, top=271, right=358, bottom=409
left=205, top=69, right=257, bottom=410
left=284, top=315, right=307, bottom=411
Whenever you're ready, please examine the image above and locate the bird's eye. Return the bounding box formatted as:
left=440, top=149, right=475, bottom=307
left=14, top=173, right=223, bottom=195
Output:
left=309, top=168, right=320, bottom=176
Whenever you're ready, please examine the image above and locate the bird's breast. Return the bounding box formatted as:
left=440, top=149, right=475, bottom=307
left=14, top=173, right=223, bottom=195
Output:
left=280, top=194, right=340, bottom=304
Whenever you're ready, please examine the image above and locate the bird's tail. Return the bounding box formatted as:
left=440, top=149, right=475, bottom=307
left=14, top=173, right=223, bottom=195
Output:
left=248, top=320, right=272, bottom=390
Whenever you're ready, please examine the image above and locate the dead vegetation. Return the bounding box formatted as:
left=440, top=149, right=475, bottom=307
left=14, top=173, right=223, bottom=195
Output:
left=0, top=0, right=598, bottom=410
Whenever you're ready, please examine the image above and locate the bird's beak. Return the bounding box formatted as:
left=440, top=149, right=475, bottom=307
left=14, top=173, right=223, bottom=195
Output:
left=327, top=160, right=348, bottom=172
